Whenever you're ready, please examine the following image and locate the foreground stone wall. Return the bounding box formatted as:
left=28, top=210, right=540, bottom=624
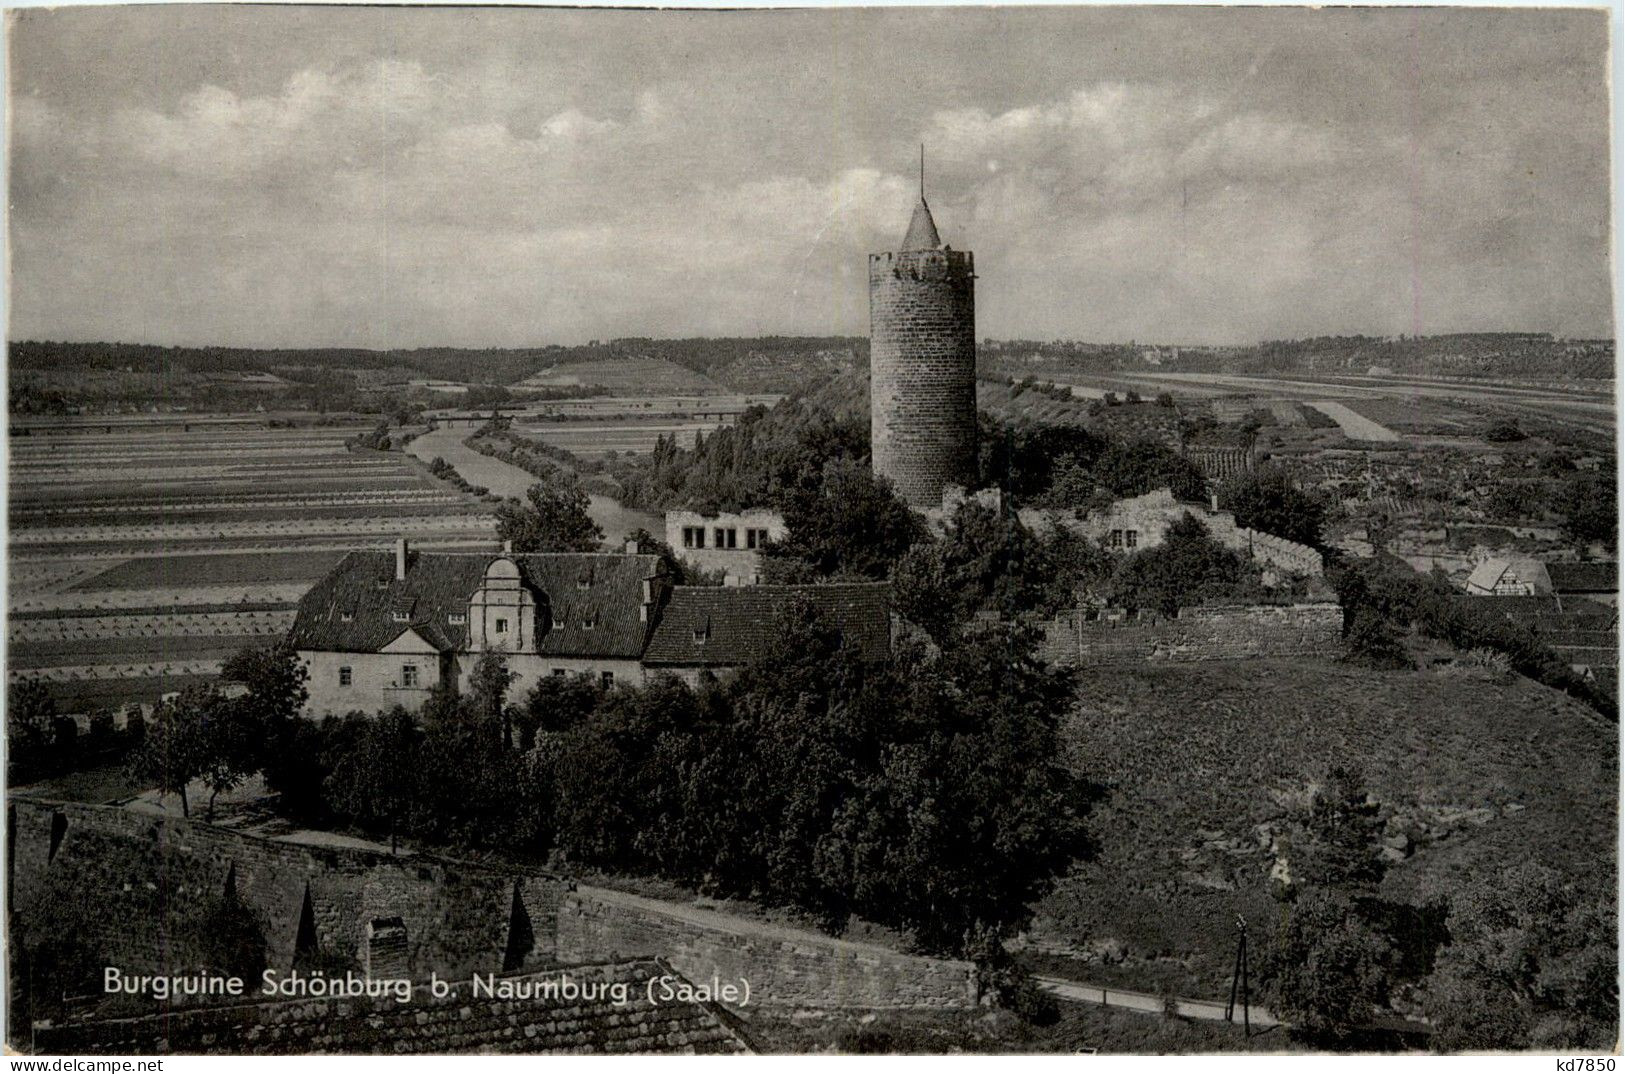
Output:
left=1037, top=603, right=1344, bottom=667
left=31, top=959, right=749, bottom=1056
left=9, top=799, right=978, bottom=1024
left=557, top=886, right=979, bottom=1010
left=8, top=798, right=565, bottom=990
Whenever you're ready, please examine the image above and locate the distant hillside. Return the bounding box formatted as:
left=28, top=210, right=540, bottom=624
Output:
left=518, top=357, right=728, bottom=396
left=1031, top=657, right=1616, bottom=999
left=987, top=333, right=1615, bottom=382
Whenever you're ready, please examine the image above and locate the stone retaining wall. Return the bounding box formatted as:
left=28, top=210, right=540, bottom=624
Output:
left=1037, top=603, right=1344, bottom=667
left=557, top=886, right=979, bottom=1010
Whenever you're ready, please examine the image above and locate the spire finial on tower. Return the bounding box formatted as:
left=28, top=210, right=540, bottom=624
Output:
left=919, top=143, right=925, bottom=200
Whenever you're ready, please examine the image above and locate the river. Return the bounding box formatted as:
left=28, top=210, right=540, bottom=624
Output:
left=406, top=425, right=663, bottom=547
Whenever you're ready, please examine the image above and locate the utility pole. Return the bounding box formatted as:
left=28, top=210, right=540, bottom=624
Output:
left=1225, top=914, right=1252, bottom=1037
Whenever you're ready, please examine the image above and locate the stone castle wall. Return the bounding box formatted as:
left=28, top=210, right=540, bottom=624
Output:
left=1036, top=603, right=1344, bottom=667
left=556, top=886, right=978, bottom=1010
left=869, top=248, right=977, bottom=508
left=8, top=798, right=565, bottom=992
left=9, top=799, right=978, bottom=1023
left=31, top=959, right=748, bottom=1055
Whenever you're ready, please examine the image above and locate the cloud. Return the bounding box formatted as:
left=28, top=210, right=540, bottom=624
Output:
left=7, top=13, right=1612, bottom=348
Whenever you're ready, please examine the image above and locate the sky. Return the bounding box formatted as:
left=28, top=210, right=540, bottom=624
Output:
left=6, top=5, right=1615, bottom=348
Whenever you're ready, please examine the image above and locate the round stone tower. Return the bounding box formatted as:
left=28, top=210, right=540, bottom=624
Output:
left=869, top=164, right=977, bottom=509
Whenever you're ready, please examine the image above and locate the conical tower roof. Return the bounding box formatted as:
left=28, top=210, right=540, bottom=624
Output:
left=900, top=198, right=941, bottom=251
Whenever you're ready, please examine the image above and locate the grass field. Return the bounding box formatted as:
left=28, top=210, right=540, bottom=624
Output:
left=8, top=418, right=499, bottom=710
left=1030, top=658, right=1616, bottom=999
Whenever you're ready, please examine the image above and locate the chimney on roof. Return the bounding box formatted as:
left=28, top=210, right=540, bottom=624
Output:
left=1209, top=491, right=1220, bottom=513
left=395, top=537, right=408, bottom=581
left=502, top=539, right=513, bottom=555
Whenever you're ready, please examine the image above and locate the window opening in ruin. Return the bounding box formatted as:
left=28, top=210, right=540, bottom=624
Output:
left=293, top=884, right=319, bottom=968
left=502, top=881, right=535, bottom=972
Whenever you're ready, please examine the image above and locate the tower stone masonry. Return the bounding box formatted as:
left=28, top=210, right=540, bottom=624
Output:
left=869, top=173, right=978, bottom=509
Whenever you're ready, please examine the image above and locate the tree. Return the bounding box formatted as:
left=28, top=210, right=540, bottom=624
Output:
left=1555, top=474, right=1616, bottom=551
left=1109, top=514, right=1251, bottom=615
left=324, top=710, right=421, bottom=853
left=197, top=699, right=259, bottom=821
left=222, top=643, right=309, bottom=725
left=1286, top=766, right=1388, bottom=893
left=1344, top=607, right=1409, bottom=669
left=495, top=474, right=605, bottom=552
left=7, top=677, right=57, bottom=776
left=1424, top=864, right=1617, bottom=1051
left=1260, top=890, right=1393, bottom=1041
left=764, top=457, right=925, bottom=580
left=222, top=644, right=309, bottom=807
left=129, top=686, right=215, bottom=817
left=1220, top=465, right=1327, bottom=547
left=890, top=502, right=1062, bottom=644
left=469, top=651, right=519, bottom=751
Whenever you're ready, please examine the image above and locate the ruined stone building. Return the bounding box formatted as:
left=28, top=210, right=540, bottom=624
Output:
left=663, top=507, right=787, bottom=585
left=1019, top=487, right=1326, bottom=580
left=869, top=156, right=977, bottom=508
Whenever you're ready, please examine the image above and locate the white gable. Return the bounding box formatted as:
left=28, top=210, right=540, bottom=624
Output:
left=380, top=627, right=440, bottom=654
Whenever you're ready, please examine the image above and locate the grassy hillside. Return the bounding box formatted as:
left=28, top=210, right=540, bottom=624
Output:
left=1030, top=658, right=1616, bottom=998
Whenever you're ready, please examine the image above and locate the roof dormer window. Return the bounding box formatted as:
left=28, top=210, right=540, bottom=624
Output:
left=577, top=570, right=593, bottom=590
left=692, top=616, right=712, bottom=644
left=448, top=613, right=466, bottom=625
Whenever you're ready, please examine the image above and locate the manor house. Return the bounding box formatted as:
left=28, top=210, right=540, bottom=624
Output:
left=286, top=539, right=890, bottom=714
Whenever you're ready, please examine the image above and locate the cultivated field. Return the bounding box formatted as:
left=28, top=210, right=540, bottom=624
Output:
left=1041, top=370, right=1615, bottom=443
left=8, top=418, right=498, bottom=711
left=518, top=357, right=728, bottom=395
left=509, top=418, right=724, bottom=458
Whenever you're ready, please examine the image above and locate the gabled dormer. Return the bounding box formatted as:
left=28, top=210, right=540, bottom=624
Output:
left=467, top=556, right=538, bottom=654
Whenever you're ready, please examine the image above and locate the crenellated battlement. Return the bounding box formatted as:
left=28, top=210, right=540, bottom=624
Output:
left=868, top=248, right=974, bottom=284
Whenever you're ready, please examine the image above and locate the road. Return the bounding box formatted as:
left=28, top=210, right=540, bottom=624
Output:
left=1035, top=974, right=1282, bottom=1028
left=407, top=425, right=662, bottom=546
